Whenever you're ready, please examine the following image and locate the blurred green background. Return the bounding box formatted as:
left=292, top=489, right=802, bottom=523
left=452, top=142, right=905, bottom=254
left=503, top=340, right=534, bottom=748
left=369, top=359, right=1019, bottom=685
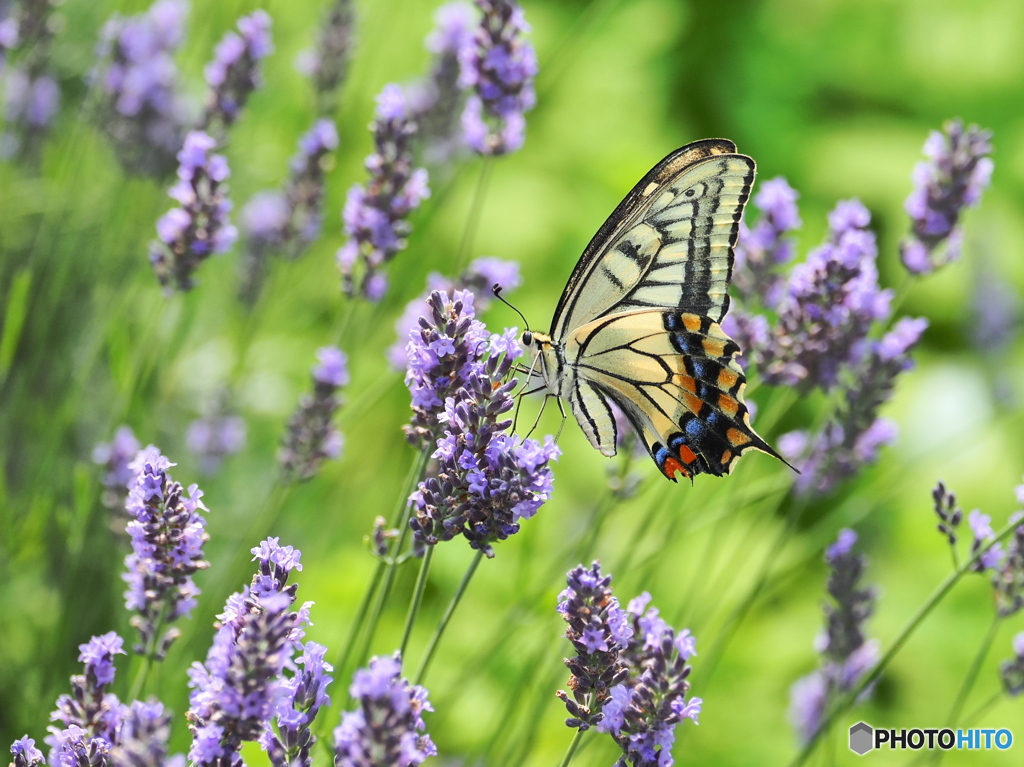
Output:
left=1, top=0, right=1023, bottom=764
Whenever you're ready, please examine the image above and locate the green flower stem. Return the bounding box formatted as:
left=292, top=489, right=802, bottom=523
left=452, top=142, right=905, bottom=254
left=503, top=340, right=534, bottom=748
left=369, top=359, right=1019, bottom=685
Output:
left=455, top=157, right=493, bottom=270
left=557, top=729, right=585, bottom=767
left=414, top=548, right=484, bottom=686
left=790, top=520, right=1019, bottom=767
left=399, top=544, right=434, bottom=664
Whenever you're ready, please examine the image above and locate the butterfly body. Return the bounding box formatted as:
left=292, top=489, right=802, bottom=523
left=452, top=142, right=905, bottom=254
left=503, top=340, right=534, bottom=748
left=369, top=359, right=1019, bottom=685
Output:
left=523, top=139, right=785, bottom=481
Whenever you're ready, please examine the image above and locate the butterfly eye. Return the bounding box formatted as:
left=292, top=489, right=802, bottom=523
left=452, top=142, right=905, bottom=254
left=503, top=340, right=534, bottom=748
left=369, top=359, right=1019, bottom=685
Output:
left=522, top=331, right=533, bottom=346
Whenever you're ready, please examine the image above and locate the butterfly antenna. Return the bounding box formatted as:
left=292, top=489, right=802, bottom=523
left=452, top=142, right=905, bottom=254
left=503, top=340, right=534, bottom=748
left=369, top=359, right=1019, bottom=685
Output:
left=492, top=283, right=531, bottom=330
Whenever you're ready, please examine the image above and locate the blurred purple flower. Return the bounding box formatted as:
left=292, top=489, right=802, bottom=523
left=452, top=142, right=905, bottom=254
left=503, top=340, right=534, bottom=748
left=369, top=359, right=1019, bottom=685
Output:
left=967, top=510, right=1003, bottom=573
left=333, top=653, right=435, bottom=767
left=149, top=130, right=237, bottom=292
left=338, top=84, right=430, bottom=301
left=0, top=0, right=59, bottom=158
left=901, top=119, right=993, bottom=275
left=279, top=346, right=348, bottom=482
left=123, top=446, right=209, bottom=658
left=458, top=0, right=537, bottom=156
left=994, top=520, right=1024, bottom=617
left=110, top=699, right=181, bottom=767
left=783, top=317, right=927, bottom=496
left=297, top=0, right=353, bottom=115
left=556, top=563, right=631, bottom=731
left=240, top=119, right=339, bottom=303
left=970, top=261, right=1020, bottom=405
left=92, top=425, right=141, bottom=512
left=93, top=0, right=189, bottom=175
left=187, top=413, right=246, bottom=476
left=1001, top=632, right=1024, bottom=696
left=187, top=538, right=309, bottom=766
left=200, top=10, right=272, bottom=139
left=408, top=291, right=559, bottom=557
left=733, top=176, right=801, bottom=308
left=388, top=257, right=521, bottom=369
left=931, top=480, right=963, bottom=546
left=790, top=530, right=878, bottom=744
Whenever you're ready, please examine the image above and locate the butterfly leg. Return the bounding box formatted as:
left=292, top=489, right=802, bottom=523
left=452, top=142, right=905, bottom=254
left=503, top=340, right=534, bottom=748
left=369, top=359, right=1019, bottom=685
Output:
left=554, top=397, right=567, bottom=443
left=523, top=393, right=554, bottom=441
left=512, top=383, right=549, bottom=433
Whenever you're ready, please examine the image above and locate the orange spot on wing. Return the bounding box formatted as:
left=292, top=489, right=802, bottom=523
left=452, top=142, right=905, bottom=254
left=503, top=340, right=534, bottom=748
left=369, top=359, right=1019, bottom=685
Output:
left=679, top=445, right=697, bottom=465
left=726, top=428, right=750, bottom=447
left=673, top=374, right=697, bottom=394
left=680, top=391, right=704, bottom=415
left=682, top=314, right=702, bottom=332
left=717, top=367, right=739, bottom=390
left=720, top=449, right=733, bottom=465
left=702, top=338, right=726, bottom=357
left=717, top=393, right=739, bottom=418
left=662, top=456, right=689, bottom=480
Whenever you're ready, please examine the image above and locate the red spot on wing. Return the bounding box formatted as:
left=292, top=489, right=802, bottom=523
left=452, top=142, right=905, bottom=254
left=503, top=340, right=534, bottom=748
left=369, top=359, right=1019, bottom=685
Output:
left=661, top=456, right=690, bottom=481
left=679, top=445, right=698, bottom=465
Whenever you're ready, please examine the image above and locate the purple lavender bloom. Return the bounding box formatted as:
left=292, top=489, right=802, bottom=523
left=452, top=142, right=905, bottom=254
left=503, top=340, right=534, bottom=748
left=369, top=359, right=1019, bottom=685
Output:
left=967, top=510, right=1003, bottom=572
left=261, top=641, right=333, bottom=767
left=388, top=257, right=521, bottom=369
left=186, top=414, right=246, bottom=475
left=110, top=699, right=180, bottom=767
left=9, top=737, right=43, bottom=767
left=279, top=346, right=348, bottom=482
left=458, top=0, right=537, bottom=156
left=408, top=292, right=559, bottom=557
left=993, top=519, right=1024, bottom=617
left=931, top=480, right=963, bottom=546
left=239, top=119, right=339, bottom=302
left=756, top=200, right=892, bottom=391
left=556, top=563, right=632, bottom=731
left=790, top=530, right=878, bottom=744
left=297, top=0, right=353, bottom=115
left=1001, top=632, right=1024, bottom=697
left=782, top=316, right=927, bottom=496
left=92, top=425, right=141, bottom=512
left=733, top=176, right=801, bottom=308
left=901, top=119, right=993, bottom=275
left=338, top=84, right=430, bottom=301
left=0, top=0, right=59, bottom=158
left=970, top=262, right=1020, bottom=405
left=333, top=653, right=436, bottom=767
left=123, top=446, right=209, bottom=658
left=93, top=0, right=189, bottom=175
left=48, top=633, right=127, bottom=749
left=407, top=2, right=475, bottom=164
left=187, top=539, right=309, bottom=766
left=594, top=593, right=702, bottom=767
left=149, top=130, right=238, bottom=292
left=200, top=10, right=272, bottom=139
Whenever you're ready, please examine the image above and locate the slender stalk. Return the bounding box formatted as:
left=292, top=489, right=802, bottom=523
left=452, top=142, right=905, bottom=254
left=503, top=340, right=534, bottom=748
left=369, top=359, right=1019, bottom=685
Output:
left=789, top=521, right=1019, bottom=767
left=399, top=544, right=434, bottom=664
left=415, top=548, right=484, bottom=685
left=557, top=729, right=585, bottom=767
left=455, top=158, right=493, bottom=270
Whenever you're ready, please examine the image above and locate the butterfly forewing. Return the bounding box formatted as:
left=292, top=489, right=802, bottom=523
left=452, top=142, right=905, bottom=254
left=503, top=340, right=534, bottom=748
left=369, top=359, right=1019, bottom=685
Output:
left=550, top=140, right=754, bottom=340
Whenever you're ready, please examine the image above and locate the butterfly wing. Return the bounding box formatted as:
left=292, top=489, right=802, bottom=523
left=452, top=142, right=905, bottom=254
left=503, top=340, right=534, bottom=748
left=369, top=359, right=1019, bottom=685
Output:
left=563, top=309, right=783, bottom=480
left=550, top=139, right=754, bottom=341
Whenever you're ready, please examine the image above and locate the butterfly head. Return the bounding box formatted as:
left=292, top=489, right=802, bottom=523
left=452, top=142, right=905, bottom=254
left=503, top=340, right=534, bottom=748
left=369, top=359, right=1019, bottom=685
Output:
left=520, top=330, right=565, bottom=396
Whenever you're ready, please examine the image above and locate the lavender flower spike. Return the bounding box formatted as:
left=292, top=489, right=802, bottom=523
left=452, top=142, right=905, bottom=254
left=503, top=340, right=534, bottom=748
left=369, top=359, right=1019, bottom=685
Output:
left=337, top=84, right=430, bottom=301
left=123, top=446, right=210, bottom=658
left=1001, top=632, right=1024, bottom=697
left=298, top=0, right=353, bottom=115
left=149, top=131, right=238, bottom=293
left=200, top=9, right=272, bottom=138
left=790, top=530, right=879, bottom=744
left=459, top=0, right=537, bottom=156
left=262, top=641, right=334, bottom=767
left=333, top=653, right=436, bottom=767
left=556, top=563, right=631, bottom=731
left=595, top=592, right=702, bottom=767
left=187, top=538, right=309, bottom=766
left=0, top=0, right=60, bottom=159
left=92, top=0, right=189, bottom=175
left=48, top=632, right=127, bottom=748
left=901, top=119, right=994, bottom=275
left=279, top=346, right=348, bottom=482
left=408, top=291, right=559, bottom=557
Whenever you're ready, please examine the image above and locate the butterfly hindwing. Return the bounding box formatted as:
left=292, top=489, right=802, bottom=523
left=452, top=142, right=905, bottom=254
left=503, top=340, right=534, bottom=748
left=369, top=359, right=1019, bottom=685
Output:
left=551, top=139, right=754, bottom=340
left=563, top=309, right=780, bottom=481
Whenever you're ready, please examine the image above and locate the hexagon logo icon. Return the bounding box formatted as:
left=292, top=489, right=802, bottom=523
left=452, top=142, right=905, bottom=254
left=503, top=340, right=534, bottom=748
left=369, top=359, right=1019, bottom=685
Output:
left=849, top=721, right=874, bottom=755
